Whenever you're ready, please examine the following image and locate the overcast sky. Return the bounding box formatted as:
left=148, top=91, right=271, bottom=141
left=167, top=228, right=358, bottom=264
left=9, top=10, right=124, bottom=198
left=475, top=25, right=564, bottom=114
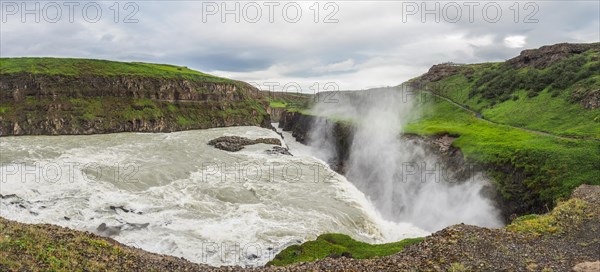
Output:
left=1, top=1, right=599, bottom=92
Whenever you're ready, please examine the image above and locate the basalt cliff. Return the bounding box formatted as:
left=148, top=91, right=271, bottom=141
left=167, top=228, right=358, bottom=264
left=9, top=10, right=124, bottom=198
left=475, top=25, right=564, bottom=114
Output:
left=0, top=58, right=271, bottom=136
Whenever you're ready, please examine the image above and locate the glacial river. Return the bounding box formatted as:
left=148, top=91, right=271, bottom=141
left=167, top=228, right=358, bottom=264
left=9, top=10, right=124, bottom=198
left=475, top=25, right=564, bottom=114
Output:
left=0, top=125, right=428, bottom=267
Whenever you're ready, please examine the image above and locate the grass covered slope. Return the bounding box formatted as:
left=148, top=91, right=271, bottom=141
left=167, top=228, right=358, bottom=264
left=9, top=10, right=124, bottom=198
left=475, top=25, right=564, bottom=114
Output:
left=267, top=234, right=424, bottom=266
left=1, top=57, right=236, bottom=83
left=263, top=91, right=312, bottom=109
left=406, top=43, right=600, bottom=214
left=0, top=58, right=270, bottom=135
left=414, top=43, right=600, bottom=139
left=0, top=217, right=224, bottom=271
left=405, top=92, right=600, bottom=214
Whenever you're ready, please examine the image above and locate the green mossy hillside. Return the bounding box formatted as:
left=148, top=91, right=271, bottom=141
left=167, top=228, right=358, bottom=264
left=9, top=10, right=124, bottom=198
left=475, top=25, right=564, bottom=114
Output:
left=267, top=234, right=424, bottom=266
left=0, top=57, right=235, bottom=83
left=405, top=93, right=600, bottom=213
left=418, top=44, right=600, bottom=139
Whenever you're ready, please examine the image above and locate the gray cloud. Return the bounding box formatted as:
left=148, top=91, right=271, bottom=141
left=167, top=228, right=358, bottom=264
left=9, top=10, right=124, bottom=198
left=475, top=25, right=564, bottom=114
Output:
left=1, top=1, right=598, bottom=91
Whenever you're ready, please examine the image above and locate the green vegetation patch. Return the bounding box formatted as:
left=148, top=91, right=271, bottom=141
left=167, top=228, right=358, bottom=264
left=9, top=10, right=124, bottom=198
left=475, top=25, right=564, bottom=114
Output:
left=265, top=92, right=313, bottom=111
left=0, top=106, right=10, bottom=114
left=176, top=116, right=194, bottom=126
left=269, top=100, right=288, bottom=108
left=0, top=218, right=129, bottom=271
left=506, top=198, right=590, bottom=235
left=267, top=234, right=424, bottom=266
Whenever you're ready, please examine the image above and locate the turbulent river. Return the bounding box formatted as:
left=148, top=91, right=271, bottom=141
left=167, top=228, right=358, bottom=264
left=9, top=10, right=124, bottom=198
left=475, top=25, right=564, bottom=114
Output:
left=0, top=125, right=429, bottom=267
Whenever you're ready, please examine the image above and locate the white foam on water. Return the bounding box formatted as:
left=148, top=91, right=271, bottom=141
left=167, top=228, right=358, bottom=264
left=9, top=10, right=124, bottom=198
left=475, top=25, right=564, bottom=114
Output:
left=0, top=126, right=427, bottom=267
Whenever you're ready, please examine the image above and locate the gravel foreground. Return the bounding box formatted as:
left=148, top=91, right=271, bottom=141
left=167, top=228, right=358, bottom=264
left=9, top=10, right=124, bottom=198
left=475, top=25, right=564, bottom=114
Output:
left=1, top=185, right=599, bottom=272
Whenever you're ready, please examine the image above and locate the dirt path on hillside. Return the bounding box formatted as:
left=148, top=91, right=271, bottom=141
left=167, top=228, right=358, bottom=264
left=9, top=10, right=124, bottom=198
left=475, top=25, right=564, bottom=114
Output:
left=421, top=90, right=599, bottom=142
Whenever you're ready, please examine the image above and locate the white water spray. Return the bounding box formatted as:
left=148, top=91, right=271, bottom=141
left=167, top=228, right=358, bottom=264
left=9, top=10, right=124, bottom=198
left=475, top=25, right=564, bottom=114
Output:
left=309, top=87, right=503, bottom=232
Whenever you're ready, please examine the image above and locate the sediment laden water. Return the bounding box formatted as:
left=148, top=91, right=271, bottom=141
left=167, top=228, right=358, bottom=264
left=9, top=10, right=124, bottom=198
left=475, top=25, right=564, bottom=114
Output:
left=0, top=126, right=428, bottom=267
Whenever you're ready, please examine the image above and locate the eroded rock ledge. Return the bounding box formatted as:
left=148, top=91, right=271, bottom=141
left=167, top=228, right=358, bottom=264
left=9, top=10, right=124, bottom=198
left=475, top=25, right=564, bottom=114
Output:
left=506, top=43, right=598, bottom=69
left=278, top=111, right=353, bottom=172
left=0, top=73, right=271, bottom=136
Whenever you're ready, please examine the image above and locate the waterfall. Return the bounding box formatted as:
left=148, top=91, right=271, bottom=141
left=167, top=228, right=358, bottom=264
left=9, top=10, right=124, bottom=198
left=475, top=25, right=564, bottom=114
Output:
left=308, top=86, right=503, bottom=232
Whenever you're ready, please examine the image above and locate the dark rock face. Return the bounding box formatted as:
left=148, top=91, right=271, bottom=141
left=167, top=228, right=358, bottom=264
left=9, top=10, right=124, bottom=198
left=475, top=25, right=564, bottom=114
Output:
left=278, top=111, right=313, bottom=143
left=506, top=43, right=598, bottom=69
left=401, top=134, right=475, bottom=182
left=418, top=63, right=463, bottom=82
left=0, top=73, right=260, bottom=102
left=208, top=136, right=281, bottom=152
left=413, top=43, right=599, bottom=87
left=266, top=107, right=286, bottom=122
left=0, top=73, right=272, bottom=136
left=278, top=111, right=353, bottom=173
left=578, top=89, right=600, bottom=109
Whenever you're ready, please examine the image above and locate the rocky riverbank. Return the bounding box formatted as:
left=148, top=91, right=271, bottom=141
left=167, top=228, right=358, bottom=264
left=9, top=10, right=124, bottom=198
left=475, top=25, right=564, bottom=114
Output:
left=261, top=184, right=600, bottom=272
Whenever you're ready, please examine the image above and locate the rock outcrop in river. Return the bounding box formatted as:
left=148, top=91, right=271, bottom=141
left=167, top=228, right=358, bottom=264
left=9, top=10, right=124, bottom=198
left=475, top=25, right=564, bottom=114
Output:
left=208, top=135, right=282, bottom=152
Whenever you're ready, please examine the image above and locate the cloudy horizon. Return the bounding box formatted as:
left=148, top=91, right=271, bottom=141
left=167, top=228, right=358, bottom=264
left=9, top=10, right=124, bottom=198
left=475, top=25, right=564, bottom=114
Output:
left=1, top=1, right=599, bottom=92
